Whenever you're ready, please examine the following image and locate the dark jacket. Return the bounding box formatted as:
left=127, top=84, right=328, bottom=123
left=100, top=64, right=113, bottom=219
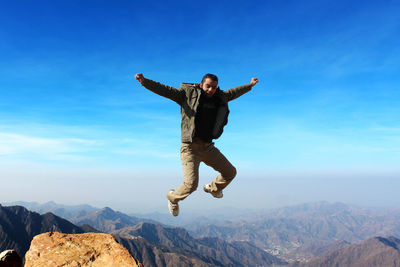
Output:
left=142, top=78, right=252, bottom=143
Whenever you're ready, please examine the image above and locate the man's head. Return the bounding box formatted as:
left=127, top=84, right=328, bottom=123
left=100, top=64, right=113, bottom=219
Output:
left=200, top=73, right=219, bottom=98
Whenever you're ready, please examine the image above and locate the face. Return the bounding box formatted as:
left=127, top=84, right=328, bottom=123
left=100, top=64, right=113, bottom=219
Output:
left=200, top=78, right=218, bottom=98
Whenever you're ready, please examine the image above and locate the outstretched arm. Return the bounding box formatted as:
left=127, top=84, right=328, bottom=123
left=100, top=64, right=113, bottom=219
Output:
left=224, top=77, right=259, bottom=101
left=134, top=73, right=183, bottom=104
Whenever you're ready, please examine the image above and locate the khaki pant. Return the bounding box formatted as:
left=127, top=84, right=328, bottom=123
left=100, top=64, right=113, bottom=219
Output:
left=166, top=138, right=237, bottom=203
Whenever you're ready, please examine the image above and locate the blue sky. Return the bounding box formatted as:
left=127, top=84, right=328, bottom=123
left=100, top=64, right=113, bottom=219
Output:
left=1, top=0, right=400, bottom=213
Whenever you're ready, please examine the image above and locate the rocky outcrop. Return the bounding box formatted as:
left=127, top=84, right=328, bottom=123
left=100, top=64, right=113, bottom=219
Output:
left=24, top=232, right=143, bottom=267
left=0, top=249, right=22, bottom=267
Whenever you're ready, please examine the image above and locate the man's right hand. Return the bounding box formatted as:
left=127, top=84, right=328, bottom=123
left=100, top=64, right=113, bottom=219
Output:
left=135, top=73, right=145, bottom=85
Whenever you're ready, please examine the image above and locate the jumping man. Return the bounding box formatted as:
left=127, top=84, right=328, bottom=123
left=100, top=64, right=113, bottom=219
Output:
left=135, top=73, right=258, bottom=216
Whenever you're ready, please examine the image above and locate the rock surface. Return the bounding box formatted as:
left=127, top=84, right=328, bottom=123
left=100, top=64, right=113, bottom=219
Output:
left=24, top=232, right=143, bottom=267
left=0, top=249, right=23, bottom=267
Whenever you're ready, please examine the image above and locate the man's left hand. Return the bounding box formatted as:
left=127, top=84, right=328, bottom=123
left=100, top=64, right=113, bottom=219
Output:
left=250, top=77, right=259, bottom=87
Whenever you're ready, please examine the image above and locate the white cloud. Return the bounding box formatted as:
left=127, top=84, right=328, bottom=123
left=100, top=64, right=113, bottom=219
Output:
left=0, top=125, right=179, bottom=168
left=0, top=132, right=96, bottom=157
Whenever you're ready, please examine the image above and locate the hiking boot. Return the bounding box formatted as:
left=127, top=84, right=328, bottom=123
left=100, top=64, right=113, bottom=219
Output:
left=167, top=190, right=179, bottom=216
left=168, top=200, right=179, bottom=216
left=203, top=183, right=223, bottom=198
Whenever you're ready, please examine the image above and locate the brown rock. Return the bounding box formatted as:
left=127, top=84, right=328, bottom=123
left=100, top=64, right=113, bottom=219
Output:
left=24, top=232, right=143, bottom=267
left=0, top=250, right=23, bottom=267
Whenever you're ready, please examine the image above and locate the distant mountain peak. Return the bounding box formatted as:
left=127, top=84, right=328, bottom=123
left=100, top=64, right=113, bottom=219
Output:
left=100, top=207, right=115, bottom=213
left=96, top=207, right=121, bottom=219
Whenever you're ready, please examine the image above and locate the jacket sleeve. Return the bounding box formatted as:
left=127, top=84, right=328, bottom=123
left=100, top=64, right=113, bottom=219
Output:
left=223, top=84, right=252, bottom=101
left=141, top=78, right=184, bottom=105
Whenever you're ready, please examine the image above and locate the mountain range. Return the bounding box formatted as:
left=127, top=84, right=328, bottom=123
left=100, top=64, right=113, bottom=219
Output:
left=113, top=222, right=285, bottom=267
left=185, top=201, right=400, bottom=261
left=290, top=236, right=400, bottom=267
left=2, top=201, right=400, bottom=266
left=0, top=203, right=284, bottom=266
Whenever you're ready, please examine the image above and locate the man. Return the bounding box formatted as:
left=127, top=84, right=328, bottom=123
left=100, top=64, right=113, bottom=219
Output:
left=135, top=73, right=258, bottom=216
